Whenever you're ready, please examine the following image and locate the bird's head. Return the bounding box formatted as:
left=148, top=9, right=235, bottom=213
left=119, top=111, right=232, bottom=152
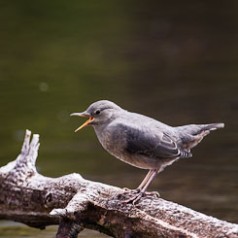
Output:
left=71, top=100, right=122, bottom=132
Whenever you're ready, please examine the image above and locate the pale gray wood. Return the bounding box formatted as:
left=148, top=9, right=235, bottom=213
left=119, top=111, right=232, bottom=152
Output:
left=0, top=130, right=237, bottom=238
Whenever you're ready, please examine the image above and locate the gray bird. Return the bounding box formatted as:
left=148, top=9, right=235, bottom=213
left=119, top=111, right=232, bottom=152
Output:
left=71, top=100, right=224, bottom=201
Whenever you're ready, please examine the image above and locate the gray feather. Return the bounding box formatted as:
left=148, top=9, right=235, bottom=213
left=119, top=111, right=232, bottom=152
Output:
left=175, top=123, right=224, bottom=136
left=112, top=124, right=180, bottom=160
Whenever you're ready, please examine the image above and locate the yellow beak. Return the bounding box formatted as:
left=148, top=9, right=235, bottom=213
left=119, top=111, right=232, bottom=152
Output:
left=70, top=112, right=94, bottom=132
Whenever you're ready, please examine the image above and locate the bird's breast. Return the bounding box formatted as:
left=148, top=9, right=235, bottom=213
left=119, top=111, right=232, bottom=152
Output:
left=94, top=125, right=126, bottom=156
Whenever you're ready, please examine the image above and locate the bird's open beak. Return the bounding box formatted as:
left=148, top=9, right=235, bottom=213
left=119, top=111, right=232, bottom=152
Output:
left=70, top=112, right=94, bottom=132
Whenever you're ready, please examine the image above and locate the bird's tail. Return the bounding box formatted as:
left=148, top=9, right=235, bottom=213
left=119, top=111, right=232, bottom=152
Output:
left=176, top=123, right=224, bottom=150
left=176, top=123, right=224, bottom=136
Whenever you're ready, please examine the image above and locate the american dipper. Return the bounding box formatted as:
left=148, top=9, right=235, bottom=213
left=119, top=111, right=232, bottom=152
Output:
left=71, top=100, right=224, bottom=202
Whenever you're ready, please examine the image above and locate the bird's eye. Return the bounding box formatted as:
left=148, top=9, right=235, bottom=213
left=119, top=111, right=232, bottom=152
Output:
left=95, top=110, right=101, bottom=115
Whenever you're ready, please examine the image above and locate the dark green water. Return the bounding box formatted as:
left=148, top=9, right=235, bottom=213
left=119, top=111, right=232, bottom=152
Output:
left=0, top=1, right=237, bottom=237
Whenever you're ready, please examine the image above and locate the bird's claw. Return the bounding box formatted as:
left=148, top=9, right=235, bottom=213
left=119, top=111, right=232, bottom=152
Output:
left=122, top=191, right=144, bottom=205
left=123, top=190, right=160, bottom=204
left=145, top=190, right=160, bottom=198
left=122, top=187, right=131, bottom=192
left=110, top=189, right=160, bottom=205
left=112, top=189, right=144, bottom=205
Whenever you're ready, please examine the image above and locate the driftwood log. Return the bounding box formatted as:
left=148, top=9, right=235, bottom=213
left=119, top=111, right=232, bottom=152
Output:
left=0, top=130, right=237, bottom=238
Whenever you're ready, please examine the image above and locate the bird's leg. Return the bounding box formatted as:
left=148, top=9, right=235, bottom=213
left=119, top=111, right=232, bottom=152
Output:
left=140, top=169, right=158, bottom=193
left=136, top=169, right=154, bottom=191
left=122, top=169, right=159, bottom=204
left=139, top=169, right=160, bottom=199
left=121, top=170, right=154, bottom=195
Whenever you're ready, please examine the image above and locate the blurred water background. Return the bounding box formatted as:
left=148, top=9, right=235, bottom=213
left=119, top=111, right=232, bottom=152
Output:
left=0, top=1, right=237, bottom=237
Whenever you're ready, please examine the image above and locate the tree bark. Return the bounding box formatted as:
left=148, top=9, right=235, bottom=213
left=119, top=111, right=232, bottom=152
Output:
left=0, top=130, right=237, bottom=238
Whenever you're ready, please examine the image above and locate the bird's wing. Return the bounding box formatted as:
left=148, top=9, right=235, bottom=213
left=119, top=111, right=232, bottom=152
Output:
left=113, top=124, right=180, bottom=159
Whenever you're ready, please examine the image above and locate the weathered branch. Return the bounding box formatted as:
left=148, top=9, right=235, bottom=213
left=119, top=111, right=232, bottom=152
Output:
left=0, top=130, right=237, bottom=238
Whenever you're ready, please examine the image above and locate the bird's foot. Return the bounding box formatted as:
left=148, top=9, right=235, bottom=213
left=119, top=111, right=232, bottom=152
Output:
left=110, top=189, right=160, bottom=205
left=145, top=190, right=160, bottom=198
left=122, top=187, right=131, bottom=192
left=113, top=188, right=144, bottom=205
left=123, top=190, right=144, bottom=205
left=122, top=190, right=160, bottom=204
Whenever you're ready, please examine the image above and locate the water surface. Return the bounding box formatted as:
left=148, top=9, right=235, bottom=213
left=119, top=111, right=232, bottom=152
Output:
left=0, top=1, right=237, bottom=237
